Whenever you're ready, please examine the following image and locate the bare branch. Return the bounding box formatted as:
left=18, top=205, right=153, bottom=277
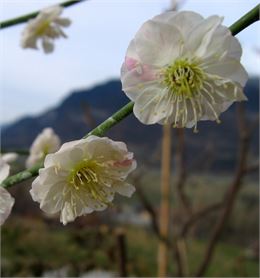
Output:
left=195, top=103, right=254, bottom=277
left=180, top=202, right=224, bottom=237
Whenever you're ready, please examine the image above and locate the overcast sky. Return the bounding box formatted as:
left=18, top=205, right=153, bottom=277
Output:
left=1, top=0, right=259, bottom=125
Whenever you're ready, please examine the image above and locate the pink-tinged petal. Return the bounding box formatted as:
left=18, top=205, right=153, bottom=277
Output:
left=121, top=61, right=160, bottom=101
left=125, top=57, right=157, bottom=82
left=125, top=57, right=138, bottom=71
left=113, top=159, right=133, bottom=168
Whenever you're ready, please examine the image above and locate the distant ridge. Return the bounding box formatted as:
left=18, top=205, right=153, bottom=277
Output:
left=2, top=78, right=259, bottom=171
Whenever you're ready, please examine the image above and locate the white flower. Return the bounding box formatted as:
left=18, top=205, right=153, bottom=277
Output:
left=21, top=5, right=71, bottom=54
left=26, top=127, right=61, bottom=168
left=0, top=156, right=15, bottom=225
left=121, top=11, right=248, bottom=131
left=1, top=153, right=18, bottom=164
left=30, top=136, right=136, bottom=225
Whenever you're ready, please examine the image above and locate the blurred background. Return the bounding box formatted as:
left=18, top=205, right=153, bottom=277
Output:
left=1, top=0, right=259, bottom=277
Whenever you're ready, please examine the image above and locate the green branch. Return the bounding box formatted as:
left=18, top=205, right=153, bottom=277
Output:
left=229, top=4, right=259, bottom=35
left=2, top=163, right=43, bottom=188
left=85, top=101, right=134, bottom=138
left=1, top=5, right=259, bottom=188
left=0, top=0, right=87, bottom=29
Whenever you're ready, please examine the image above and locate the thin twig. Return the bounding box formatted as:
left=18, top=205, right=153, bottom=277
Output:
left=180, top=202, right=224, bottom=237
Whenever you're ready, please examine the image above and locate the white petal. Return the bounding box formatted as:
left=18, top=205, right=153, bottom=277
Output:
left=224, top=36, right=242, bottom=60
left=21, top=34, right=38, bottom=49
left=84, top=137, right=128, bottom=162
left=30, top=166, right=64, bottom=202
left=124, top=39, right=139, bottom=61
left=44, top=138, right=82, bottom=168
left=42, top=38, right=54, bottom=53
left=27, top=127, right=61, bottom=167
left=0, top=159, right=10, bottom=183
left=113, top=182, right=135, bottom=197
left=1, top=153, right=18, bottom=163
left=54, top=17, right=71, bottom=27
left=134, top=20, right=184, bottom=67
left=0, top=187, right=14, bottom=225
left=202, top=25, right=242, bottom=60
left=57, top=139, right=80, bottom=152
left=41, top=5, right=63, bottom=20
left=40, top=181, right=67, bottom=214
left=187, top=15, right=223, bottom=57
left=60, top=201, right=76, bottom=225
left=45, top=147, right=83, bottom=170
left=133, top=86, right=171, bottom=124
left=153, top=11, right=204, bottom=38
left=121, top=62, right=159, bottom=100
left=204, top=58, right=248, bottom=87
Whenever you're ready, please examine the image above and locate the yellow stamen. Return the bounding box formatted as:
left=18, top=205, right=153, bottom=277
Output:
left=67, top=160, right=110, bottom=205
left=162, top=58, right=205, bottom=98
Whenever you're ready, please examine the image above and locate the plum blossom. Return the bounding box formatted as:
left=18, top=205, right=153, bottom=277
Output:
left=26, top=128, right=61, bottom=168
left=121, top=11, right=248, bottom=131
left=0, top=154, right=17, bottom=225
left=21, top=5, right=71, bottom=53
left=30, top=136, right=136, bottom=225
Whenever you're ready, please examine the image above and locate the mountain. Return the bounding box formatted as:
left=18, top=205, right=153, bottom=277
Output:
left=1, top=78, right=259, bottom=171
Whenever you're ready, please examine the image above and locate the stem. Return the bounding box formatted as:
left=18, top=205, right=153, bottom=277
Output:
left=0, top=0, right=87, bottom=29
left=85, top=101, right=134, bottom=138
left=1, top=101, right=134, bottom=188
left=229, top=4, right=259, bottom=35
left=1, top=162, right=43, bottom=188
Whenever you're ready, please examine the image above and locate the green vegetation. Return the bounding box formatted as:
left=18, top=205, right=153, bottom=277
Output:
left=1, top=218, right=259, bottom=277
left=1, top=174, right=259, bottom=277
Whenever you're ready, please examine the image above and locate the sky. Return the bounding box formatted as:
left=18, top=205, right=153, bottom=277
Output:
left=0, top=0, right=259, bottom=125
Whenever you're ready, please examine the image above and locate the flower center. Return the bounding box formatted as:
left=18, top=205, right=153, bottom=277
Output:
left=162, top=59, right=205, bottom=97
left=68, top=160, right=109, bottom=204
left=36, top=20, right=51, bottom=36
